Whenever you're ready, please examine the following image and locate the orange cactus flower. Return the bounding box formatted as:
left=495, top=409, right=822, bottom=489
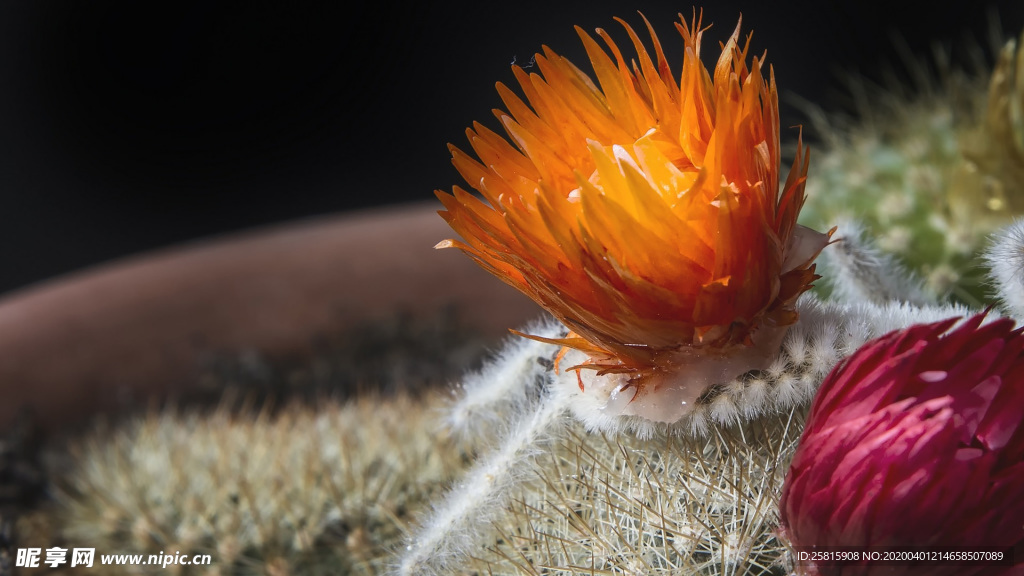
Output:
left=437, top=12, right=829, bottom=405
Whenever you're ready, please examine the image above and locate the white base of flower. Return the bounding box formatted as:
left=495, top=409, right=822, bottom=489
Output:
left=554, top=322, right=790, bottom=428
left=552, top=294, right=979, bottom=438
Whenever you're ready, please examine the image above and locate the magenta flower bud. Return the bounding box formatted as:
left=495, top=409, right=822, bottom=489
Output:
left=779, top=314, right=1024, bottom=576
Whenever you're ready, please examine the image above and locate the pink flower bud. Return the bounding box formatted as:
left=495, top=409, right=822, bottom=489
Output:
left=779, top=314, right=1024, bottom=575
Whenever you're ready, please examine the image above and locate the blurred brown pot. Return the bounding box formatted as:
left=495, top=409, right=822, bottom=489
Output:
left=0, top=202, right=538, bottom=433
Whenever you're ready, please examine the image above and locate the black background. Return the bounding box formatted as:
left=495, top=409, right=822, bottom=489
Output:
left=0, top=0, right=1020, bottom=294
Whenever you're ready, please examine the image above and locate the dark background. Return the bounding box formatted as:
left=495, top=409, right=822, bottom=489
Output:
left=0, top=0, right=1020, bottom=295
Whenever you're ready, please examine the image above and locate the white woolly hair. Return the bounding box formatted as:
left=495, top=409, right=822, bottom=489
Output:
left=395, top=386, right=571, bottom=575
left=444, top=316, right=561, bottom=445
left=984, top=218, right=1024, bottom=319
left=817, top=219, right=934, bottom=306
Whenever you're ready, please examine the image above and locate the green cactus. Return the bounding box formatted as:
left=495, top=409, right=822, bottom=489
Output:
left=801, top=32, right=1024, bottom=305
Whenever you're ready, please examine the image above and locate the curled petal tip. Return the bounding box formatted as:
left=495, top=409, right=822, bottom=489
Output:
left=782, top=225, right=834, bottom=274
